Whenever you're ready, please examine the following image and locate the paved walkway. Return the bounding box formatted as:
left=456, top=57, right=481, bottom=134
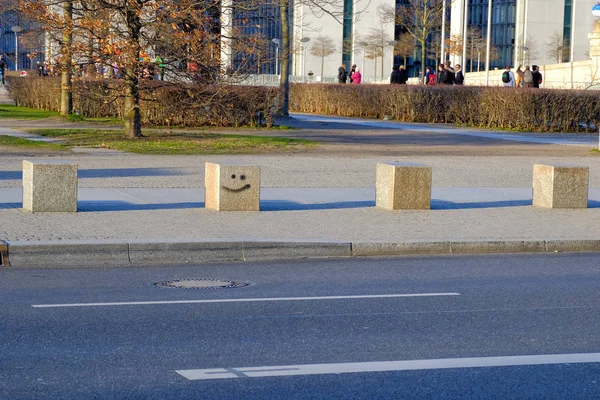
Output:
left=290, top=114, right=600, bottom=147
left=1, top=150, right=600, bottom=266
left=0, top=85, right=12, bottom=104
left=1, top=96, right=600, bottom=266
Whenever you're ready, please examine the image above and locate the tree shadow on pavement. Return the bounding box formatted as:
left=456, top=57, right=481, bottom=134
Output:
left=43, top=199, right=600, bottom=212
left=433, top=199, right=600, bottom=209
left=78, top=201, right=204, bottom=212
left=0, top=202, right=20, bottom=209
left=432, top=199, right=532, bottom=209
left=261, top=200, right=375, bottom=211
left=0, top=168, right=187, bottom=180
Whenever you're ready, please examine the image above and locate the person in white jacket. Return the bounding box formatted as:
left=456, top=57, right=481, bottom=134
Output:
left=502, top=66, right=515, bottom=87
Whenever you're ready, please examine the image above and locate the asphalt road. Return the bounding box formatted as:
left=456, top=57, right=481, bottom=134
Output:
left=2, top=253, right=600, bottom=399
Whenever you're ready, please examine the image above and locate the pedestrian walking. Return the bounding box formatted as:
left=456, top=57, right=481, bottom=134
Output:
left=443, top=61, right=455, bottom=85
left=0, top=56, right=8, bottom=86
left=532, top=65, right=543, bottom=88
left=425, top=67, right=435, bottom=85
left=348, top=64, right=356, bottom=83
left=399, top=65, right=408, bottom=84
left=436, top=64, right=446, bottom=85
left=390, top=65, right=401, bottom=84
left=501, top=65, right=515, bottom=87
left=351, top=68, right=362, bottom=84
left=36, top=61, right=44, bottom=77
left=515, top=65, right=524, bottom=87
left=338, top=64, right=348, bottom=83
left=454, top=64, right=464, bottom=85
left=523, top=65, right=533, bottom=88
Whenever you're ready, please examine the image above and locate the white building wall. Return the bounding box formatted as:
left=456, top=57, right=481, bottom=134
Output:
left=351, top=0, right=396, bottom=82
left=449, top=0, right=466, bottom=66
left=293, top=0, right=395, bottom=82
left=572, top=0, right=597, bottom=61
left=522, top=0, right=566, bottom=66
left=293, top=3, right=343, bottom=79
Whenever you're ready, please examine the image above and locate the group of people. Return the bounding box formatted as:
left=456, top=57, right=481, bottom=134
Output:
left=337, top=64, right=362, bottom=84
left=390, top=65, right=409, bottom=84
left=501, top=65, right=543, bottom=88
left=423, top=62, right=465, bottom=85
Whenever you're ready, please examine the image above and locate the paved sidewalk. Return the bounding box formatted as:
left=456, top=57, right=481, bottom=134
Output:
left=1, top=97, right=600, bottom=266
left=0, top=85, right=12, bottom=104
left=1, top=151, right=600, bottom=267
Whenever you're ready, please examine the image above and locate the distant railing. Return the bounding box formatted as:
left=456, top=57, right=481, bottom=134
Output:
left=236, top=74, right=397, bottom=86
left=232, top=73, right=600, bottom=90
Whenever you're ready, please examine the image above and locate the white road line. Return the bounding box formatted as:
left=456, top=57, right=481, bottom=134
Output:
left=176, top=353, right=600, bottom=381
left=31, top=293, right=459, bottom=308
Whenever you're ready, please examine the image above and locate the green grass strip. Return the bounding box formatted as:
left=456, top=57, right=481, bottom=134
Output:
left=0, top=105, right=59, bottom=119
left=24, top=128, right=317, bottom=155
left=0, top=135, right=68, bottom=150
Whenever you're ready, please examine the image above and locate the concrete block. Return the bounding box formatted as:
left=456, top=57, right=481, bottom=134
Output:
left=376, top=162, right=431, bottom=210
left=0, top=240, right=8, bottom=266
left=205, top=162, right=260, bottom=211
left=23, top=160, right=78, bottom=212
left=532, top=164, right=588, bottom=209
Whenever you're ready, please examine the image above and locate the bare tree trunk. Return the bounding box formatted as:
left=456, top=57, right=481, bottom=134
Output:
left=60, top=0, right=73, bottom=117
left=420, top=37, right=426, bottom=84
left=123, top=8, right=143, bottom=138
left=124, top=73, right=142, bottom=138
left=279, top=0, right=290, bottom=116
left=470, top=41, right=474, bottom=72
left=321, top=55, right=324, bottom=77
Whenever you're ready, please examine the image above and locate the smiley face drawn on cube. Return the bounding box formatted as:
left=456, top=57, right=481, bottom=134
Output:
left=205, top=162, right=260, bottom=211
left=222, top=173, right=252, bottom=193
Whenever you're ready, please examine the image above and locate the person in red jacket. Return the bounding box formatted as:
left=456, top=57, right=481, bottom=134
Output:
left=351, top=68, right=362, bottom=84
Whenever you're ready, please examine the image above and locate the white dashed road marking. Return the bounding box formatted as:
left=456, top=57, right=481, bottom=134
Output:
left=31, top=292, right=460, bottom=308
left=177, top=353, right=600, bottom=380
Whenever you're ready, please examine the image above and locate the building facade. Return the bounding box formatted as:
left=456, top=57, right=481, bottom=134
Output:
left=293, top=0, right=396, bottom=81
left=0, top=5, right=44, bottom=71
left=450, top=0, right=598, bottom=71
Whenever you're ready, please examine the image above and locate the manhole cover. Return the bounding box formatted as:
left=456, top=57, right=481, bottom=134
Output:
left=155, top=279, right=249, bottom=289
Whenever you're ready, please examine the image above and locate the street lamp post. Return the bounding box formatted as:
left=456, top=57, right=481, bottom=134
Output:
left=12, top=26, right=22, bottom=71
left=440, top=0, right=447, bottom=65
left=300, top=37, right=310, bottom=80
left=272, top=38, right=281, bottom=75
left=357, top=41, right=367, bottom=76
left=462, top=0, right=469, bottom=69
left=484, top=0, right=492, bottom=86
left=570, top=0, right=576, bottom=88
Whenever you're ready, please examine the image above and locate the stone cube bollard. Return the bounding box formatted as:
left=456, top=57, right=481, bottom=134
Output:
left=205, top=162, right=260, bottom=211
left=376, top=162, right=432, bottom=210
left=22, top=160, right=78, bottom=212
left=533, top=164, right=589, bottom=209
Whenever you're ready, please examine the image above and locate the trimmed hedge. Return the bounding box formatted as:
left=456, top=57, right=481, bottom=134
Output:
left=6, top=77, right=279, bottom=127
left=7, top=78, right=600, bottom=132
left=290, top=84, right=600, bottom=132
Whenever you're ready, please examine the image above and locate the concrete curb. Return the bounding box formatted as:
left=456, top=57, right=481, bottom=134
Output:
left=2, top=239, right=600, bottom=267
left=4, top=240, right=353, bottom=267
